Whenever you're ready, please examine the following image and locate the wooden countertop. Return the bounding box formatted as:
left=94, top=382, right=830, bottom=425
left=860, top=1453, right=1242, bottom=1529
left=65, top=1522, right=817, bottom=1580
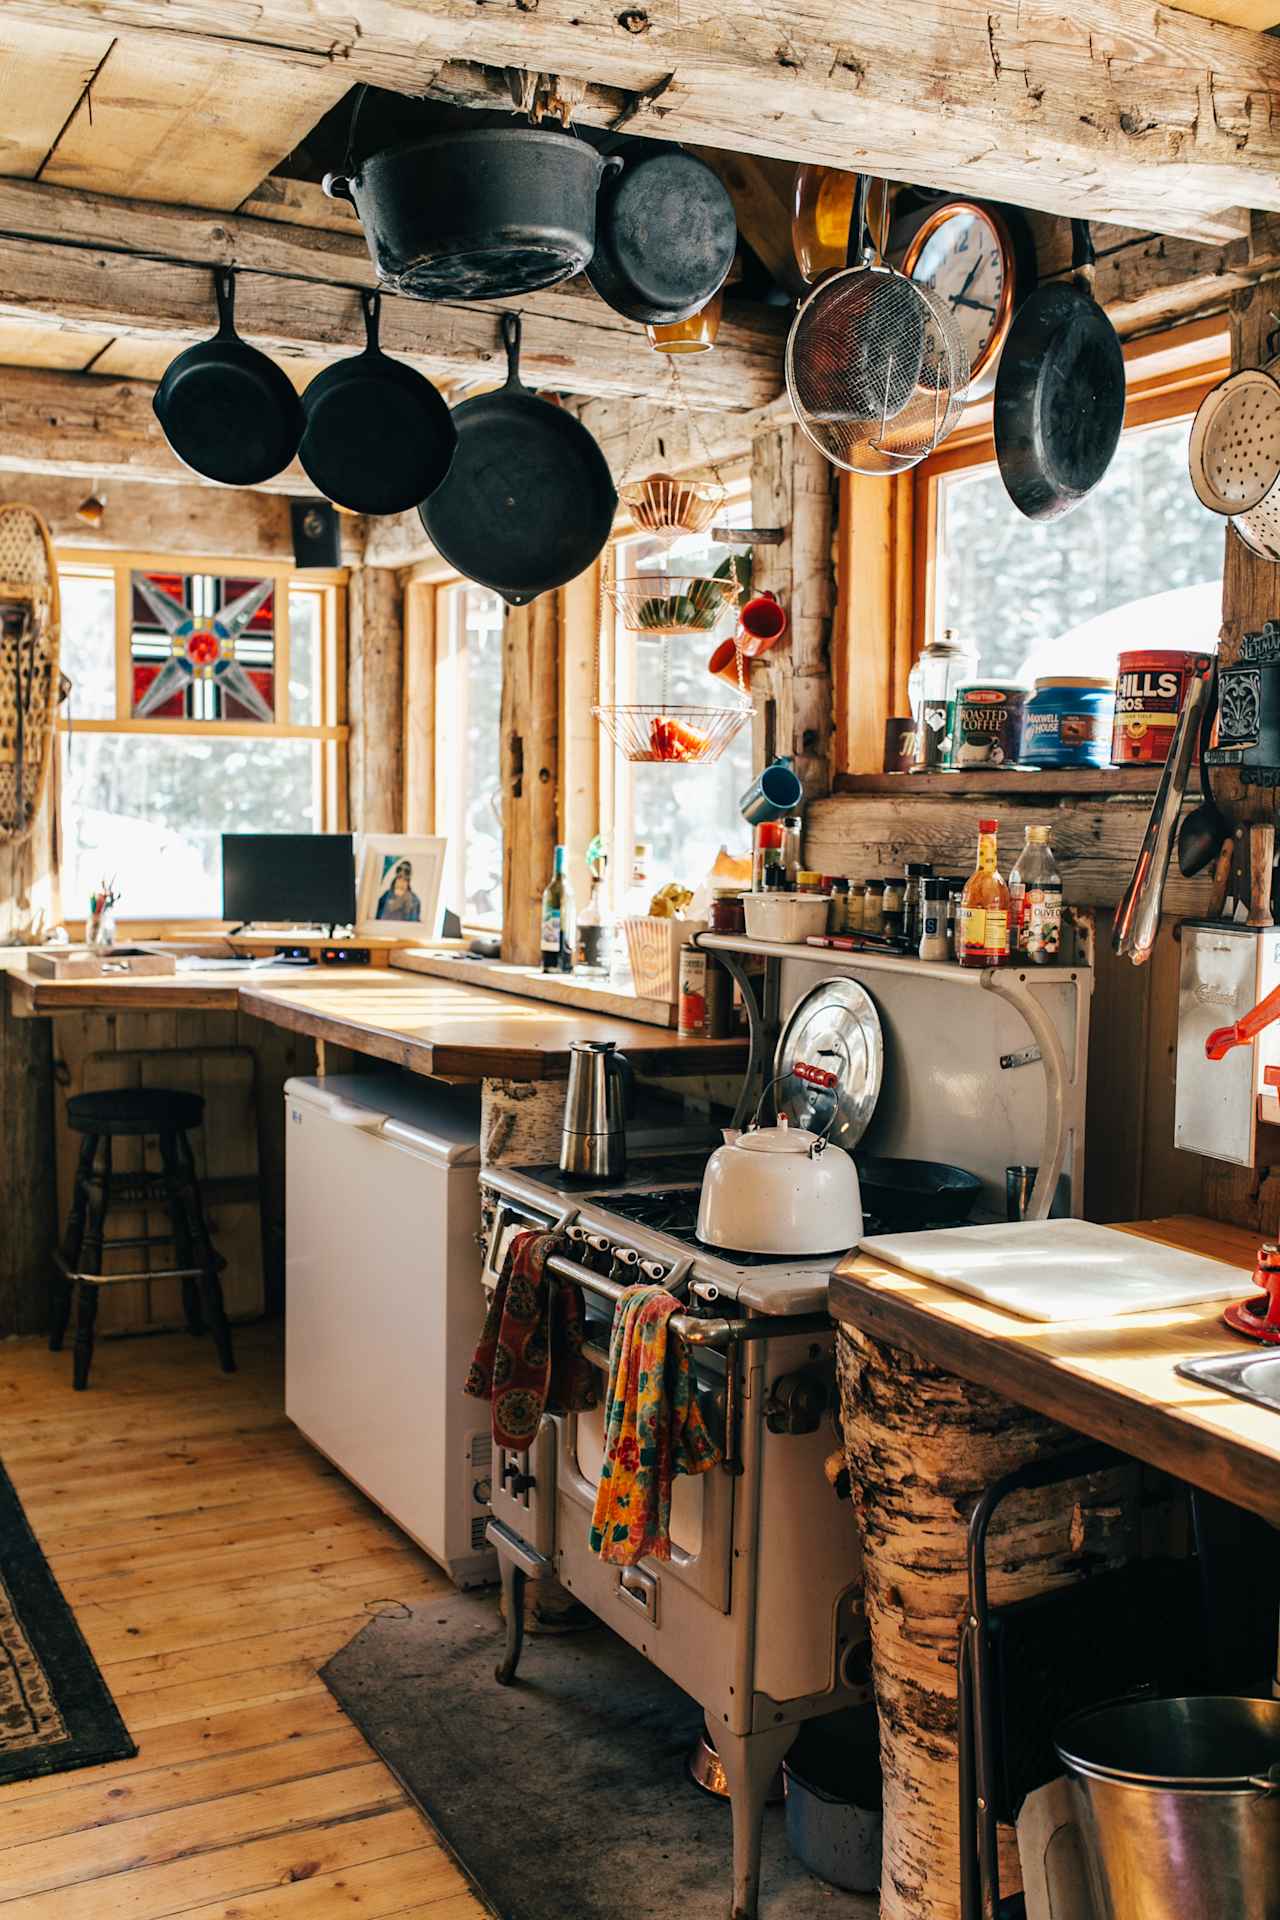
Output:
left=239, top=975, right=748, bottom=1079
left=830, top=1216, right=1280, bottom=1525
left=5, top=963, right=388, bottom=1014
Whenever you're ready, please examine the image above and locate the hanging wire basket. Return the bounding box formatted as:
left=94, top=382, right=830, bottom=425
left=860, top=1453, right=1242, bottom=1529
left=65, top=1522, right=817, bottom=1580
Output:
left=619, top=471, right=727, bottom=541
left=593, top=702, right=752, bottom=765
left=611, top=572, right=737, bottom=637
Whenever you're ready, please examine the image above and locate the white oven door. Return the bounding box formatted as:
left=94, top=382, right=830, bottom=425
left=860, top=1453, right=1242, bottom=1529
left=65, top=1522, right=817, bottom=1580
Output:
left=557, top=1342, right=734, bottom=1614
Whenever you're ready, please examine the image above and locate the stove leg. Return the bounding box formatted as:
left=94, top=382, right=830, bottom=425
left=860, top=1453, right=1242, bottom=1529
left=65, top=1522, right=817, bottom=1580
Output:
left=495, top=1549, right=527, bottom=1686
left=711, top=1717, right=798, bottom=1920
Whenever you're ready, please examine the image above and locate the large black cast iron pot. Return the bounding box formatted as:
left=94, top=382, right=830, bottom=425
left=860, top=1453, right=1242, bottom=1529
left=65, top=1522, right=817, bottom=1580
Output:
left=325, top=125, right=621, bottom=302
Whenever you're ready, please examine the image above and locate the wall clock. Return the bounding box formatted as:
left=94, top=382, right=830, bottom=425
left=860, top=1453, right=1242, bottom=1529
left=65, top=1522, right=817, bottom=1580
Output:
left=902, top=200, right=1034, bottom=399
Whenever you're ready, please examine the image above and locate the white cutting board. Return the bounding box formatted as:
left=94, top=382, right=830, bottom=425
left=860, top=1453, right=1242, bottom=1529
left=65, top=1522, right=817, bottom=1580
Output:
left=857, top=1219, right=1247, bottom=1324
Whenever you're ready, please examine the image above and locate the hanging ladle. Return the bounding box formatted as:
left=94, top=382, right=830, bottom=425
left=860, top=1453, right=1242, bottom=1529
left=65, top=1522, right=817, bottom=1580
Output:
left=1177, top=658, right=1230, bottom=879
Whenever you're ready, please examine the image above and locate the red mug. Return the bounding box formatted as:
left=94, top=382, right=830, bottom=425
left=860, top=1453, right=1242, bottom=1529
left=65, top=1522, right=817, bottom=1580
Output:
left=737, top=591, right=787, bottom=656
left=708, top=637, right=749, bottom=689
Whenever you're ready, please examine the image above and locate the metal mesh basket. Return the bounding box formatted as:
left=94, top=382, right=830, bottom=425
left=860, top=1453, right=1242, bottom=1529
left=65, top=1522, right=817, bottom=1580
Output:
left=619, top=472, right=727, bottom=540
left=593, top=702, right=751, bottom=763
left=785, top=259, right=970, bottom=475
left=611, top=572, right=737, bottom=637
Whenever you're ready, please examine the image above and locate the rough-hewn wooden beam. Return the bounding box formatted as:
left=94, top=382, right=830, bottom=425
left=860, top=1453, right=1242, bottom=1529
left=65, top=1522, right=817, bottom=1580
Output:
left=0, top=182, right=785, bottom=408
left=0, top=468, right=365, bottom=558
left=0, top=364, right=320, bottom=494
left=5, top=0, right=1277, bottom=241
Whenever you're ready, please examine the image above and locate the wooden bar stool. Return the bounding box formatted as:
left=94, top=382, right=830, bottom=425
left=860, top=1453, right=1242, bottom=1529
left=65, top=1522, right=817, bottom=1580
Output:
left=50, top=1087, right=236, bottom=1390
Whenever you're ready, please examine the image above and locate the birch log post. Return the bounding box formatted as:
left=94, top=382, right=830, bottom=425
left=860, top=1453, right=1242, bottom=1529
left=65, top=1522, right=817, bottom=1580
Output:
left=837, top=1324, right=1137, bottom=1920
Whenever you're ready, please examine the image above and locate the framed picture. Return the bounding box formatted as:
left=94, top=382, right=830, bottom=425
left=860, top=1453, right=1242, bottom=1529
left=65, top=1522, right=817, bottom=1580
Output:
left=356, top=835, right=447, bottom=938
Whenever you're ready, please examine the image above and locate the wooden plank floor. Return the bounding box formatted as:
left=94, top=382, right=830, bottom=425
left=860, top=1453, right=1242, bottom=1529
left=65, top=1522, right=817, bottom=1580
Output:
left=0, top=1323, right=493, bottom=1920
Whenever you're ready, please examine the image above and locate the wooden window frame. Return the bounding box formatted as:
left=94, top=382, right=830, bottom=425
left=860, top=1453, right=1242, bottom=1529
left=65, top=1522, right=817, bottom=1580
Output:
left=835, top=317, right=1231, bottom=776
left=57, top=548, right=349, bottom=928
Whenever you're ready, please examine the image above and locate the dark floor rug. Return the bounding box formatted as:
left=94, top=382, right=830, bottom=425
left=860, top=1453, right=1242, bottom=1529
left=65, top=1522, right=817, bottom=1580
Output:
left=323, top=1590, right=876, bottom=1920
left=0, top=1460, right=135, bottom=1785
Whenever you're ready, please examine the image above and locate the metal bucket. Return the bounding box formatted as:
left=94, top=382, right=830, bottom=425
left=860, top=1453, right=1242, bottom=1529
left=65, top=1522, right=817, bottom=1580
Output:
left=782, top=1760, right=881, bottom=1894
left=1055, top=1696, right=1280, bottom=1919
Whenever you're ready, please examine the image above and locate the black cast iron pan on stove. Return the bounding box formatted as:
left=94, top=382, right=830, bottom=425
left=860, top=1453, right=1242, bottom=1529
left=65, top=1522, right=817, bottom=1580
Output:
left=854, top=1156, right=984, bottom=1232
left=418, top=311, right=617, bottom=605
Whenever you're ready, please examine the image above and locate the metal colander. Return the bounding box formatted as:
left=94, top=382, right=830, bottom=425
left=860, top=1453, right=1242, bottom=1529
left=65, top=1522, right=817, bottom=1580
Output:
left=785, top=178, right=970, bottom=475
left=1189, top=362, right=1280, bottom=562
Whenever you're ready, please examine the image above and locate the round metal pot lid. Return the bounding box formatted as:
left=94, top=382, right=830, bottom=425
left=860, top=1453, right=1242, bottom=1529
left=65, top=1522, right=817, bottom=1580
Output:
left=772, top=976, right=883, bottom=1152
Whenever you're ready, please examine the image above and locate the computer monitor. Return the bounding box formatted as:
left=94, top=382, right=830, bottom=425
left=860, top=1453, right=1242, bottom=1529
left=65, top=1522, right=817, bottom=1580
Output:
left=221, top=834, right=356, bottom=929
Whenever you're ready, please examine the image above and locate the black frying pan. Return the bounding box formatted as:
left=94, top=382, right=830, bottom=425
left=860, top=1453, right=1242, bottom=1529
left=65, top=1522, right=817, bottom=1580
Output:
left=298, top=291, right=457, bottom=516
left=153, top=269, right=303, bottom=488
left=993, top=220, right=1125, bottom=522
left=586, top=145, right=737, bottom=326
left=418, top=312, right=617, bottom=606
left=855, top=1156, right=983, bottom=1231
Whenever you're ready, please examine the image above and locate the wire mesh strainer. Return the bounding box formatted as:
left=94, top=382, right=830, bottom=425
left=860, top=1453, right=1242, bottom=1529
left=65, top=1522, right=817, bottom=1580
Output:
left=785, top=176, right=970, bottom=475
left=1189, top=361, right=1280, bottom=562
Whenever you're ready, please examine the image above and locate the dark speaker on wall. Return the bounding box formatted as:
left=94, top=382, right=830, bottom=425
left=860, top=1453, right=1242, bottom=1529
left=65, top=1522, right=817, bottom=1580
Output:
left=290, top=499, right=342, bottom=570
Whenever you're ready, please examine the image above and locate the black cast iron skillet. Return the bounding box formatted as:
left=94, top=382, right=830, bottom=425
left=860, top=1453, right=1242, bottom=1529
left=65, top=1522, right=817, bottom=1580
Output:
left=418, top=312, right=617, bottom=606
left=153, top=268, right=303, bottom=488
left=855, top=1156, right=984, bottom=1232
left=993, top=220, right=1125, bottom=521
left=298, top=290, right=457, bottom=516
left=586, top=144, right=737, bottom=326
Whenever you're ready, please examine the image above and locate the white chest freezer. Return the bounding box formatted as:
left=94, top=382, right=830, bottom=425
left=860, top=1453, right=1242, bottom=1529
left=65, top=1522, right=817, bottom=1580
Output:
left=284, top=1073, right=493, bottom=1587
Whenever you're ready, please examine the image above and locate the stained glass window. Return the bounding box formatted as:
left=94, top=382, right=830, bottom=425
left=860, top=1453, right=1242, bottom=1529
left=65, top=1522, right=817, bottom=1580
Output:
left=130, top=571, right=276, bottom=722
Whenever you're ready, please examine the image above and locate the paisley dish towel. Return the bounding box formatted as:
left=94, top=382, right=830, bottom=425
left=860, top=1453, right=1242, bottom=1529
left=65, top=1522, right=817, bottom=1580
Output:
left=465, top=1228, right=596, bottom=1451
left=589, top=1284, right=721, bottom=1566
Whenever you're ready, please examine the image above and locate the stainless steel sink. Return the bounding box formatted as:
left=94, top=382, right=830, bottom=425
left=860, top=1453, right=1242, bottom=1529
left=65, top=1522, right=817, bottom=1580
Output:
left=1177, top=1348, right=1280, bottom=1414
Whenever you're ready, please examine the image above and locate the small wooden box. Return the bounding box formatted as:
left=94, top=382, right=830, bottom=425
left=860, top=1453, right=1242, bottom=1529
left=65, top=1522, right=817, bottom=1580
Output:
left=26, top=946, right=178, bottom=980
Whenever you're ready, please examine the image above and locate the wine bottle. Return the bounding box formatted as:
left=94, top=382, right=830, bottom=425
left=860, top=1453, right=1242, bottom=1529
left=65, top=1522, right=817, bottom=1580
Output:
left=540, top=844, right=575, bottom=974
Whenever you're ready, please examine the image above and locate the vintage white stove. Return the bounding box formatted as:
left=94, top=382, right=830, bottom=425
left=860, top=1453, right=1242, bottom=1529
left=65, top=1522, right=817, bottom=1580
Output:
left=479, top=1149, right=868, bottom=1920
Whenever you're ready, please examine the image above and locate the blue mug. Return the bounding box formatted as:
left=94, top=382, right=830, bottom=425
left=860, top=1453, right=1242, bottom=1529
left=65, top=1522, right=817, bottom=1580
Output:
left=739, top=755, right=803, bottom=825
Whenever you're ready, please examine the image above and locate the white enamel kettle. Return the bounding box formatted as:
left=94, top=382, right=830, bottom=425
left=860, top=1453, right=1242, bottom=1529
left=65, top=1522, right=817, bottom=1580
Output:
left=697, top=1079, right=863, bottom=1257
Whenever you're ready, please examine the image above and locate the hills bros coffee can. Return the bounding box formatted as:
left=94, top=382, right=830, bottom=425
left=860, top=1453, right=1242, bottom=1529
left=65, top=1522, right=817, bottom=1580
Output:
left=1112, top=650, right=1197, bottom=765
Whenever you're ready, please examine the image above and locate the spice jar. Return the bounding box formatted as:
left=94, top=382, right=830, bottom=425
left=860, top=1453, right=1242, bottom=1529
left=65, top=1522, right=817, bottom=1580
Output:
left=903, top=861, right=933, bottom=948
left=863, top=880, right=884, bottom=930
left=918, top=878, right=949, bottom=961
left=880, top=875, right=905, bottom=937
left=781, top=815, right=803, bottom=884
left=945, top=880, right=964, bottom=958
left=752, top=821, right=785, bottom=893
left=796, top=869, right=823, bottom=893
left=846, top=881, right=867, bottom=931
left=710, top=889, right=746, bottom=936
left=829, top=877, right=851, bottom=933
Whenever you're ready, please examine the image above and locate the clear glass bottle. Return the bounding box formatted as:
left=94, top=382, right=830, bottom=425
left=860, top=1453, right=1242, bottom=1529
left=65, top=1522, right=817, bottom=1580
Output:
left=957, top=818, right=1010, bottom=968
left=540, top=844, right=575, bottom=974
left=1009, top=825, right=1063, bottom=966
left=908, top=628, right=978, bottom=771
left=576, top=870, right=611, bottom=974
left=610, top=842, right=650, bottom=988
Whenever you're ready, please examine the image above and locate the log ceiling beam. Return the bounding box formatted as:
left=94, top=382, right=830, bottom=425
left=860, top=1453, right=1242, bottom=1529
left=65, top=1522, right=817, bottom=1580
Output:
left=0, top=179, right=786, bottom=408
left=0, top=363, right=317, bottom=494
left=5, top=1, right=1280, bottom=243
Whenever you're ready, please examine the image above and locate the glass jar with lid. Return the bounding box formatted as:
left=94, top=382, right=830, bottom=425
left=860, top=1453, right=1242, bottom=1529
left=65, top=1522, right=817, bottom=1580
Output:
left=908, top=627, right=979, bottom=772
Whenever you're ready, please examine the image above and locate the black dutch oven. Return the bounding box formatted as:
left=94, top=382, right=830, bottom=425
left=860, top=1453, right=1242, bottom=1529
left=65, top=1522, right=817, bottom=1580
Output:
left=325, top=116, right=621, bottom=303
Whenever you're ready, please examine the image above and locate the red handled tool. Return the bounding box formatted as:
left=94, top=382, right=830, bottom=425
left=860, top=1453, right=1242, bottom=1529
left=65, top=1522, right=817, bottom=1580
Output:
left=1204, top=995, right=1280, bottom=1340
left=1205, top=981, right=1280, bottom=1061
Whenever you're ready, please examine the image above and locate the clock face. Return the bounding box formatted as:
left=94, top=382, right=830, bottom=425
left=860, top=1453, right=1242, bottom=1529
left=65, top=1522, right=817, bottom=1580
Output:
left=906, top=205, right=1013, bottom=387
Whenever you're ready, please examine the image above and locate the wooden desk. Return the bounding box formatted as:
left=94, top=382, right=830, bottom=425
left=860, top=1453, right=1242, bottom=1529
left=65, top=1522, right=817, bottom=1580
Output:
left=830, top=1215, right=1280, bottom=1525
left=240, top=976, right=749, bottom=1080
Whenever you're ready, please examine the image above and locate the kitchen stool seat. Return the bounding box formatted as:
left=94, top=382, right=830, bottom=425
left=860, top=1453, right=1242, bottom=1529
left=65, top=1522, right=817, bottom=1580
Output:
left=51, top=1086, right=235, bottom=1390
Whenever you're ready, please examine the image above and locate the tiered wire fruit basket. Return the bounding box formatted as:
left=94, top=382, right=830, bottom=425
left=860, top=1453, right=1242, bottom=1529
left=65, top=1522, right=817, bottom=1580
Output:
left=595, top=490, right=752, bottom=764
left=619, top=471, right=725, bottom=540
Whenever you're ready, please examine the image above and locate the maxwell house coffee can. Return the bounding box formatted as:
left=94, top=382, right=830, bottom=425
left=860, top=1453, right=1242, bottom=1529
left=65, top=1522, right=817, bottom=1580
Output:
left=1112, top=650, right=1197, bottom=765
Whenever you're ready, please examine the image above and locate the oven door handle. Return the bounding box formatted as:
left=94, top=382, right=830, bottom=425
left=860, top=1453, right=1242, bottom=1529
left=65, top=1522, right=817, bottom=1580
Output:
left=545, top=1252, right=830, bottom=1350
